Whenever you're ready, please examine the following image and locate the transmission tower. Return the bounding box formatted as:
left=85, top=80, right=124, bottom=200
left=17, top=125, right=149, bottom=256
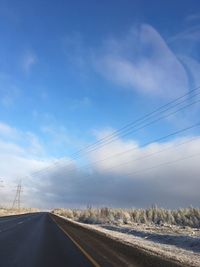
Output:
left=12, top=181, right=22, bottom=210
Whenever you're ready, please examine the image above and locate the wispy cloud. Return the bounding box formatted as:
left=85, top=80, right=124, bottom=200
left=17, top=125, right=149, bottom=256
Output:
left=0, top=121, right=44, bottom=156
left=67, top=96, right=91, bottom=111
left=41, top=125, right=70, bottom=147
left=22, top=50, right=37, bottom=73
left=170, top=25, right=200, bottom=43
left=0, top=73, right=20, bottom=108
left=185, top=13, right=200, bottom=23
left=0, top=121, right=20, bottom=139
left=62, top=32, right=92, bottom=80
left=1, top=87, right=20, bottom=108
left=0, top=121, right=79, bottom=208
left=63, top=33, right=85, bottom=68
left=179, top=56, right=200, bottom=89
left=94, top=24, right=189, bottom=99
left=61, top=24, right=200, bottom=101
left=0, top=121, right=51, bottom=206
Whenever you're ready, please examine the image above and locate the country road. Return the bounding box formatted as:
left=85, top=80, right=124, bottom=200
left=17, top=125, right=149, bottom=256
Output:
left=0, top=212, right=94, bottom=267
left=0, top=212, right=184, bottom=267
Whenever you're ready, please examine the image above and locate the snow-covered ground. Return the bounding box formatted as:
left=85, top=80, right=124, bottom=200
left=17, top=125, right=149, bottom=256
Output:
left=0, top=208, right=39, bottom=217
left=100, top=223, right=200, bottom=253
left=60, top=216, right=200, bottom=267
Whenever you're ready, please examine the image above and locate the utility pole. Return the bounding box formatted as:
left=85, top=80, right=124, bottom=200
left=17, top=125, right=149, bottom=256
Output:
left=12, top=181, right=22, bottom=210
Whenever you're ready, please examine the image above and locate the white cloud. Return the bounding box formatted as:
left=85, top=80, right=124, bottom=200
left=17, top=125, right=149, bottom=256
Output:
left=0, top=121, right=44, bottom=156
left=61, top=25, right=199, bottom=100
left=95, top=24, right=189, bottom=98
left=0, top=121, right=47, bottom=206
left=0, top=122, right=19, bottom=139
left=0, top=142, right=49, bottom=206
left=21, top=130, right=200, bottom=208
left=179, top=56, right=200, bottom=88
left=1, top=121, right=200, bottom=209
left=24, top=132, right=45, bottom=156
left=0, top=121, right=68, bottom=207
left=86, top=132, right=200, bottom=207
left=90, top=133, right=200, bottom=177
left=0, top=140, right=24, bottom=155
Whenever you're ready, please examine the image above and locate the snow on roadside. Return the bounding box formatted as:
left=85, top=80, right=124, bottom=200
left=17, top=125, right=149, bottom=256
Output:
left=59, top=216, right=200, bottom=267
left=99, top=223, right=200, bottom=253
left=0, top=208, right=39, bottom=217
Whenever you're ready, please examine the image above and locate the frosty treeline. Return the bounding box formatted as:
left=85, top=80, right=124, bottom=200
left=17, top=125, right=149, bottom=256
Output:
left=52, top=206, right=200, bottom=228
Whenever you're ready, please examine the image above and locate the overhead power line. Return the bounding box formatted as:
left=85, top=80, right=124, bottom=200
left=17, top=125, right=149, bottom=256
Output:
left=24, top=86, right=200, bottom=180
left=30, top=93, right=200, bottom=179
left=30, top=122, right=200, bottom=179
left=82, top=97, right=200, bottom=155
left=70, top=86, right=200, bottom=156
left=98, top=136, right=199, bottom=173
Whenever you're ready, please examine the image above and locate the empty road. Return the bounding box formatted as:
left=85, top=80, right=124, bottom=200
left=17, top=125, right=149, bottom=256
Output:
left=0, top=213, right=184, bottom=267
left=0, top=213, right=95, bottom=267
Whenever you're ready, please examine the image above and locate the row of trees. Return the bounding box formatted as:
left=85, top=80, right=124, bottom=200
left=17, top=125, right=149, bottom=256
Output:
left=52, top=206, right=200, bottom=228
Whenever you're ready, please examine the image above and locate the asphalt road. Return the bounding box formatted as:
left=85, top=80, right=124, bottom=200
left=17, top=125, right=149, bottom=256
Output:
left=52, top=215, right=184, bottom=267
left=0, top=213, right=184, bottom=267
left=0, top=212, right=94, bottom=267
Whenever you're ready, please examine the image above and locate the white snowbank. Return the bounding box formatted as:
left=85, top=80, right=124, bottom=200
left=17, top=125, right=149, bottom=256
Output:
left=59, top=216, right=200, bottom=267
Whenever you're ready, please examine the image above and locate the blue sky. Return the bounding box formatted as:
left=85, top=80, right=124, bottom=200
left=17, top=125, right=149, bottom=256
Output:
left=0, top=0, right=200, bottom=208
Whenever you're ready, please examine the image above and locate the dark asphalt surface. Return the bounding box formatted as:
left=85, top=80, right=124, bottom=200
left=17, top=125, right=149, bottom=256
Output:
left=0, top=212, right=94, bottom=267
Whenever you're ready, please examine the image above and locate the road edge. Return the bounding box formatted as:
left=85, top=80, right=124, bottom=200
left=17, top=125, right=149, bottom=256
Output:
left=51, top=214, right=189, bottom=267
left=51, top=214, right=101, bottom=267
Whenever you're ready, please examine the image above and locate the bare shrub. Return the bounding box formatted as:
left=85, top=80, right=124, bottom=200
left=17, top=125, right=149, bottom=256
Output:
left=52, top=206, right=200, bottom=228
